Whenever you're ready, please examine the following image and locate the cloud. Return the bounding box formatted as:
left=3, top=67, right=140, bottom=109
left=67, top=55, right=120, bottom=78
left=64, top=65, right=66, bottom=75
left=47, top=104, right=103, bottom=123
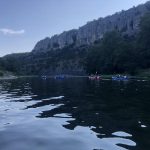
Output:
left=0, top=28, right=25, bottom=35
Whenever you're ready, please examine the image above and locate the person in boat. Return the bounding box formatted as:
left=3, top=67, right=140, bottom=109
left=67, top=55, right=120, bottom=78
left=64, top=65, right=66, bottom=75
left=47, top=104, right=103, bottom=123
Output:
left=124, top=75, right=127, bottom=79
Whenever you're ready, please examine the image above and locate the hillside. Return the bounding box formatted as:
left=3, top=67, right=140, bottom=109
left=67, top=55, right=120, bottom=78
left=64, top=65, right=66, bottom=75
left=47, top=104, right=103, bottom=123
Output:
left=1, top=1, right=150, bottom=76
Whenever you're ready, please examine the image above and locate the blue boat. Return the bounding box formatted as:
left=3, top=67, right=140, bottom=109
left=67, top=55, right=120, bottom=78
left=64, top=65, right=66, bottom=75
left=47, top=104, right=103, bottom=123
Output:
left=112, top=75, right=129, bottom=81
left=41, top=75, right=47, bottom=79
left=54, top=75, right=66, bottom=79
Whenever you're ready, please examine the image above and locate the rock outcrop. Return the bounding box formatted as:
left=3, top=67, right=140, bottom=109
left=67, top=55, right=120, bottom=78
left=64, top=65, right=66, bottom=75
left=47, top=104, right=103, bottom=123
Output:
left=33, top=1, right=150, bottom=53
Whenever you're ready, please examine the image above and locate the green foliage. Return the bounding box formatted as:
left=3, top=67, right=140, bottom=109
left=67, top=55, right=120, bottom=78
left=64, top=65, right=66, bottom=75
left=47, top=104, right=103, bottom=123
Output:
left=85, top=31, right=138, bottom=75
left=0, top=71, right=4, bottom=76
left=2, top=53, right=29, bottom=74
left=7, top=45, right=87, bottom=75
left=136, top=13, right=150, bottom=68
left=138, top=13, right=150, bottom=49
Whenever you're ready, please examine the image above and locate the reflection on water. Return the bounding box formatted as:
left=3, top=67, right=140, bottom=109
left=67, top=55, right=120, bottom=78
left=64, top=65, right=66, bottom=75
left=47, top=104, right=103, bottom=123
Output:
left=0, top=77, right=150, bottom=150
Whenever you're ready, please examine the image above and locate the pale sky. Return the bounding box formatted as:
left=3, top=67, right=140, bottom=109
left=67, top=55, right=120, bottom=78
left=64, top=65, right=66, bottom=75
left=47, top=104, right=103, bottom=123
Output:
left=0, top=0, right=148, bottom=56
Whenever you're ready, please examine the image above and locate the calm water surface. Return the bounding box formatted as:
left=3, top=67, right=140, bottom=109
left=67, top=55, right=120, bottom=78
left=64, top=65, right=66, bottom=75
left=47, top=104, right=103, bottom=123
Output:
left=0, top=77, right=150, bottom=150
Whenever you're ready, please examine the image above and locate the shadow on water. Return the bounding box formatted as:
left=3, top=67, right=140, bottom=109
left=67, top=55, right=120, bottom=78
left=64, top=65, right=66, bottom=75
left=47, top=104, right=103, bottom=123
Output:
left=0, top=77, right=150, bottom=150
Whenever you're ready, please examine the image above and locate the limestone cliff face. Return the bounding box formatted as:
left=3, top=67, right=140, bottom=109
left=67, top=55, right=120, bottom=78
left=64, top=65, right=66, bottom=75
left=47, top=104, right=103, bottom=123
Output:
left=33, top=1, right=150, bottom=53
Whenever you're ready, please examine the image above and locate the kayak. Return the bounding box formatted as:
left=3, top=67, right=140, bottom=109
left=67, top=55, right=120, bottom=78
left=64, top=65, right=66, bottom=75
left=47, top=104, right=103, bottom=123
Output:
left=89, top=76, right=101, bottom=80
left=54, top=75, right=66, bottom=79
left=41, top=76, right=47, bottom=79
left=112, top=76, right=129, bottom=81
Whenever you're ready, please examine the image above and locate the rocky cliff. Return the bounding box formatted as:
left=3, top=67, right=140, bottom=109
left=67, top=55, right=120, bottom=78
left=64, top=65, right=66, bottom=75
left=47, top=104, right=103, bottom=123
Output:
left=33, top=1, right=150, bottom=53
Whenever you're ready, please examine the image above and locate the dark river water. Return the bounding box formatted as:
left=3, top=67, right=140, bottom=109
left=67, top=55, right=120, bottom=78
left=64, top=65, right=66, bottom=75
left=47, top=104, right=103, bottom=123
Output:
left=0, top=77, right=150, bottom=150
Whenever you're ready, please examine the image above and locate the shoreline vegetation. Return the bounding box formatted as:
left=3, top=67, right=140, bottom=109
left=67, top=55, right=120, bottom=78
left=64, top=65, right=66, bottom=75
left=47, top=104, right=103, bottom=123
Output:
left=1, top=72, right=150, bottom=80
left=1, top=67, right=150, bottom=80
left=0, top=75, right=150, bottom=80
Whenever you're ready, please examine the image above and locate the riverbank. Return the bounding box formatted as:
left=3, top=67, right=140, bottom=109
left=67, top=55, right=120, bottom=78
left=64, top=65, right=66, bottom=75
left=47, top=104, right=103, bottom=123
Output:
left=0, top=70, right=18, bottom=80
left=1, top=71, right=150, bottom=80
left=0, top=76, right=18, bottom=80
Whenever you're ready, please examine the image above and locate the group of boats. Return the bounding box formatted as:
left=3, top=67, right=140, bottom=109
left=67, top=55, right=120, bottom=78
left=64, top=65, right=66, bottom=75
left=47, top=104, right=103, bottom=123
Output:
left=89, top=75, right=129, bottom=81
left=42, top=74, right=129, bottom=81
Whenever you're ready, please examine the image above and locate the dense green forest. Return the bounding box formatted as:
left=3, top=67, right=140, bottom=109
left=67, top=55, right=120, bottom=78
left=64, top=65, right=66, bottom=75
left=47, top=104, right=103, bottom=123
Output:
left=0, top=13, right=150, bottom=76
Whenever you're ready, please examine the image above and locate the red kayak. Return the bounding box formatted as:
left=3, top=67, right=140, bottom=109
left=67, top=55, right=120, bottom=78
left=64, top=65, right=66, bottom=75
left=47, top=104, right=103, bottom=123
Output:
left=89, top=75, right=101, bottom=80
